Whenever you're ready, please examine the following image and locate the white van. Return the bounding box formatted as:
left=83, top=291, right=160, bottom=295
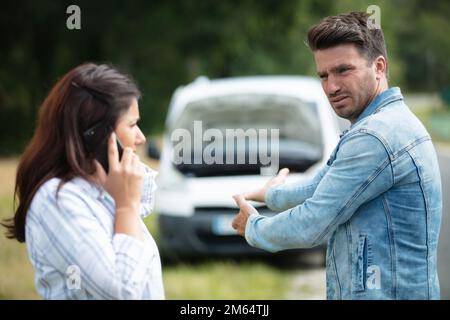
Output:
left=151, top=76, right=348, bottom=259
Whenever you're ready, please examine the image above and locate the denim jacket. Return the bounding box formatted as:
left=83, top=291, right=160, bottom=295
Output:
left=245, top=87, right=442, bottom=299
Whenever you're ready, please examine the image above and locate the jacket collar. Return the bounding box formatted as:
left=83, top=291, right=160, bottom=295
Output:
left=352, top=87, right=403, bottom=127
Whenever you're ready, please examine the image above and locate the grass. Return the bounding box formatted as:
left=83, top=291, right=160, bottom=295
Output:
left=162, top=261, right=293, bottom=299
left=0, top=157, right=303, bottom=300
left=0, top=158, right=40, bottom=299
left=0, top=196, right=40, bottom=299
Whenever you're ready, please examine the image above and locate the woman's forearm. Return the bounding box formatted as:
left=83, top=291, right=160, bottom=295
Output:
left=114, top=205, right=144, bottom=241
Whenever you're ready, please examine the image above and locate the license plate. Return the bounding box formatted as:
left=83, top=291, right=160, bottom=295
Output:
left=211, top=215, right=237, bottom=235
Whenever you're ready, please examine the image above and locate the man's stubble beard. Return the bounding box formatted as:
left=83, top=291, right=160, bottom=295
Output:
left=338, top=73, right=380, bottom=123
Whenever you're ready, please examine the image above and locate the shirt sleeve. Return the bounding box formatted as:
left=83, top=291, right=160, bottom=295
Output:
left=265, top=164, right=329, bottom=212
left=245, top=132, right=394, bottom=252
left=37, top=184, right=155, bottom=299
left=140, top=164, right=158, bottom=218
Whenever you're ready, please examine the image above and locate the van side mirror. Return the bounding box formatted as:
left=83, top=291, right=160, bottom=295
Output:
left=147, top=140, right=161, bottom=160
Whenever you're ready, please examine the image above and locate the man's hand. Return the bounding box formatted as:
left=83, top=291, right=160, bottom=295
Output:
left=243, top=168, right=290, bottom=202
left=232, top=194, right=259, bottom=237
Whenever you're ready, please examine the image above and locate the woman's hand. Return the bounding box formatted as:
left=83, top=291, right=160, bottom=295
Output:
left=95, top=133, right=145, bottom=241
left=243, top=168, right=290, bottom=203
left=95, top=133, right=143, bottom=210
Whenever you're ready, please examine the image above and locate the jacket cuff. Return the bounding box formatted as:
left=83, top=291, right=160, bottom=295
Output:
left=264, top=186, right=279, bottom=211
left=244, top=213, right=264, bottom=248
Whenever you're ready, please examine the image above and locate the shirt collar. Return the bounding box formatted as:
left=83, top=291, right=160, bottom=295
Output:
left=352, top=87, right=403, bottom=127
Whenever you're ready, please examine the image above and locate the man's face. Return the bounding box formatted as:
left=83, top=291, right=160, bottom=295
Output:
left=314, top=44, right=379, bottom=123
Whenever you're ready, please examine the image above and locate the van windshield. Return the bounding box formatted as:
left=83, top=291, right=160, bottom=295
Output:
left=171, top=94, right=324, bottom=177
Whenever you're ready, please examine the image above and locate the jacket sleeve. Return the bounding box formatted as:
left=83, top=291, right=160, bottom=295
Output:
left=245, top=132, right=394, bottom=252
left=265, top=164, right=329, bottom=212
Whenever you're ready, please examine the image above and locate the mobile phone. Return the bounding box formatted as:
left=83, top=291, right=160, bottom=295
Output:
left=83, top=122, right=124, bottom=174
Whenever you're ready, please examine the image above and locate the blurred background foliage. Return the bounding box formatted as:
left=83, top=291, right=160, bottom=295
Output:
left=0, top=0, right=449, bottom=154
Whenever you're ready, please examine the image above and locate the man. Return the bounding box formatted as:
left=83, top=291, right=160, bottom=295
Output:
left=232, top=12, right=442, bottom=299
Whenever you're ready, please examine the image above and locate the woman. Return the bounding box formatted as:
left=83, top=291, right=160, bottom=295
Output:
left=2, top=63, right=164, bottom=299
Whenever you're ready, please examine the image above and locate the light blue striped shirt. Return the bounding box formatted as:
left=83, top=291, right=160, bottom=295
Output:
left=25, top=165, right=165, bottom=300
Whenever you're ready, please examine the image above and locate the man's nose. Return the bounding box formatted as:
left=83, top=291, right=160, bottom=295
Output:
left=325, top=75, right=341, bottom=96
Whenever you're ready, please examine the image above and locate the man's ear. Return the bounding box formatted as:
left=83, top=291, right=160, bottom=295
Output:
left=374, top=55, right=387, bottom=78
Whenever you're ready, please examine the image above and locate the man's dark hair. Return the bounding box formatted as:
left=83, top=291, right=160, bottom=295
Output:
left=307, top=12, right=388, bottom=72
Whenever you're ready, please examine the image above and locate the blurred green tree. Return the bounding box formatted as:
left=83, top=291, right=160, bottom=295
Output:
left=0, top=0, right=449, bottom=154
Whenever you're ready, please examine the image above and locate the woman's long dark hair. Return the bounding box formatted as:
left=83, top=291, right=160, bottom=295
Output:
left=1, top=63, right=140, bottom=242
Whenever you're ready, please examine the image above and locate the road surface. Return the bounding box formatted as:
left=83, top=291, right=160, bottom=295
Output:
left=437, top=145, right=450, bottom=299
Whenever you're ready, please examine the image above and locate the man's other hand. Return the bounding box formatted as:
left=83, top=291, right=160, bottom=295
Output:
left=232, top=194, right=259, bottom=237
left=243, top=168, right=290, bottom=203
